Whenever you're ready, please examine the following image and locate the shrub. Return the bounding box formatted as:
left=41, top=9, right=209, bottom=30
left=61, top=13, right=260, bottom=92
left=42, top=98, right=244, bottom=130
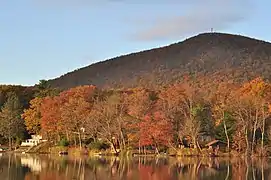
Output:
left=88, top=141, right=110, bottom=150
left=59, top=138, right=69, bottom=147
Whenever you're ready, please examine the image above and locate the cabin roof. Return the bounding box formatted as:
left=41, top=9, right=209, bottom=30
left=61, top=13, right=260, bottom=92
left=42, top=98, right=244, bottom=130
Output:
left=205, top=140, right=226, bottom=147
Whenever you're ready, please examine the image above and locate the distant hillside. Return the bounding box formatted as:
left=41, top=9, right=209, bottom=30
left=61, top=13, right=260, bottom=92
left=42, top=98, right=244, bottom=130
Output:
left=48, top=33, right=271, bottom=89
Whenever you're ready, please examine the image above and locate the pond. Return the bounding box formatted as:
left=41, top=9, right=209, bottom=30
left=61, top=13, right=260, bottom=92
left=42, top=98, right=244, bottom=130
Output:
left=0, top=153, right=270, bottom=180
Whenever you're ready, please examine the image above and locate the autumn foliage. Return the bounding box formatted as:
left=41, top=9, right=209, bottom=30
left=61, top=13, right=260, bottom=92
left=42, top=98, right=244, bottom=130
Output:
left=140, top=112, right=172, bottom=147
left=19, top=77, right=271, bottom=155
left=22, top=97, right=43, bottom=134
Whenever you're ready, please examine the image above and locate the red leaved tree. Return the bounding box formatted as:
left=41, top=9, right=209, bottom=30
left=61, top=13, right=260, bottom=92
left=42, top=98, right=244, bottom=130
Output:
left=139, top=111, right=172, bottom=153
left=40, top=96, right=63, bottom=142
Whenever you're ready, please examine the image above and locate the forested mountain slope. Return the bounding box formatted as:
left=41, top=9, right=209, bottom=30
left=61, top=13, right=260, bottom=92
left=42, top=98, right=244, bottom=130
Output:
left=48, top=33, right=271, bottom=89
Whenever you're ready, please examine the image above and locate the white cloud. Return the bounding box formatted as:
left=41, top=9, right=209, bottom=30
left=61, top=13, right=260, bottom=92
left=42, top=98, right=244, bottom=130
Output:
left=133, top=0, right=252, bottom=41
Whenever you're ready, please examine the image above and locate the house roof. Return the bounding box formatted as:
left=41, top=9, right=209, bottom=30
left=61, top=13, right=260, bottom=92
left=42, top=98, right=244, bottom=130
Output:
left=0, top=145, right=9, bottom=149
left=205, top=140, right=226, bottom=147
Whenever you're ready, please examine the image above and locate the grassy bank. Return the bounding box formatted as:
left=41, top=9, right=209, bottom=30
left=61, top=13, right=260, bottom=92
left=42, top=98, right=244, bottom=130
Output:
left=20, top=142, right=267, bottom=158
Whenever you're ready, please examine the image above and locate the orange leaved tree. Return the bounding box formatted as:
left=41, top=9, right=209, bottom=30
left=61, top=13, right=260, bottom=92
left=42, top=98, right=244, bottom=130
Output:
left=22, top=97, right=43, bottom=135
left=232, top=77, right=271, bottom=156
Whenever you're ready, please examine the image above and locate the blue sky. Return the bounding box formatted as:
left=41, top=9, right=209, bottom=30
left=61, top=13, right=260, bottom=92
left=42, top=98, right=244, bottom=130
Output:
left=0, top=0, right=270, bottom=85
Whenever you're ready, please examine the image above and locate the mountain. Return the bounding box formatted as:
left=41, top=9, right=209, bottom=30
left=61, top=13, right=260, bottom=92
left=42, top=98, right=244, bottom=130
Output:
left=47, top=33, right=271, bottom=89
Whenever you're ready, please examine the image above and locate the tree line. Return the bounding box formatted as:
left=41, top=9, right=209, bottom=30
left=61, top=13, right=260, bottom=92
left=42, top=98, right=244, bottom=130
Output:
left=1, top=77, right=271, bottom=156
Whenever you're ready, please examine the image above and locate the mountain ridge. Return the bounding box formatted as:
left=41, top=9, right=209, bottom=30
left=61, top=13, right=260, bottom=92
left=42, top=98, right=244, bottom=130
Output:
left=47, top=32, right=271, bottom=89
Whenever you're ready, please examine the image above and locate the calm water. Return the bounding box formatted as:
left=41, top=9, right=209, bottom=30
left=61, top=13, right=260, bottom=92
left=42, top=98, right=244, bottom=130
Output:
left=0, top=153, right=270, bottom=180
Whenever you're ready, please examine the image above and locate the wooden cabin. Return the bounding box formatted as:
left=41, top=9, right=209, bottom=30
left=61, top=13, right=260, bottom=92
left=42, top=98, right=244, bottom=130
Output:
left=205, top=140, right=227, bottom=152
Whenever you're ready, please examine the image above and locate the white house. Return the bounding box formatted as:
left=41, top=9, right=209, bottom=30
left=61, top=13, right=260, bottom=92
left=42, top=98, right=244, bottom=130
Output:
left=21, top=135, right=46, bottom=147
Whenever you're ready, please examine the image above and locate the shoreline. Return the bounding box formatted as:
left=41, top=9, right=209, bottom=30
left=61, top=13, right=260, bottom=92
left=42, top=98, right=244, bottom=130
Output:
left=4, top=149, right=269, bottom=158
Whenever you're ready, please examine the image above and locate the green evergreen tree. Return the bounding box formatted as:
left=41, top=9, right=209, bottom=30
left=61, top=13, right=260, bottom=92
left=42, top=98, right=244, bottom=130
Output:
left=34, top=79, right=60, bottom=98
left=0, top=93, right=24, bottom=150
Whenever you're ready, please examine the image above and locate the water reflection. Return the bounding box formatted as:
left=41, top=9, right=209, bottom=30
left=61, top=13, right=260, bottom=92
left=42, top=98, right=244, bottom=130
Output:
left=0, top=154, right=270, bottom=180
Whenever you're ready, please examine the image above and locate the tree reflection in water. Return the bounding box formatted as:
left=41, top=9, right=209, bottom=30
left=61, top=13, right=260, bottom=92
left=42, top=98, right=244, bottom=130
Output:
left=0, top=154, right=270, bottom=180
